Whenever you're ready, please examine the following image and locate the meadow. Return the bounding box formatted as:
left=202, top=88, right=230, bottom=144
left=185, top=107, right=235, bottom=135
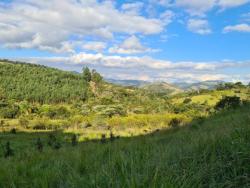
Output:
left=0, top=104, right=249, bottom=187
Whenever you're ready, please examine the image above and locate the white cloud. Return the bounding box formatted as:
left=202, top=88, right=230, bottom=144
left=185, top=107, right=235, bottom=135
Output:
left=176, top=0, right=216, bottom=16
left=108, top=35, right=157, bottom=54
left=23, top=53, right=250, bottom=82
left=187, top=19, right=212, bottom=34
left=0, top=0, right=164, bottom=53
left=121, top=2, right=144, bottom=15
left=223, top=23, right=250, bottom=32
left=218, top=0, right=250, bottom=8
left=175, top=0, right=250, bottom=16
left=82, top=42, right=106, bottom=52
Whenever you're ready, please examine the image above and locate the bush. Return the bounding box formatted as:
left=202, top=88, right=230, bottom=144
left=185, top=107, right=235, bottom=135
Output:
left=19, top=117, right=29, bottom=129
left=169, top=118, right=182, bottom=128
left=215, top=96, right=241, bottom=110
left=183, top=98, right=192, bottom=104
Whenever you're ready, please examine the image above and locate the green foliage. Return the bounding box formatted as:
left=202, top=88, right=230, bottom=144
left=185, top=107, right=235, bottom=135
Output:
left=169, top=118, right=182, bottom=128
left=71, top=134, right=78, bottom=146
left=91, top=69, right=103, bottom=83
left=93, top=105, right=127, bottom=117
left=36, top=138, right=43, bottom=152
left=4, top=142, right=14, bottom=158
left=39, top=105, right=71, bottom=119
left=215, top=96, right=241, bottom=110
left=0, top=60, right=88, bottom=103
left=18, top=117, right=29, bottom=129
left=0, top=103, right=20, bottom=119
left=183, top=98, right=192, bottom=104
left=82, top=67, right=91, bottom=82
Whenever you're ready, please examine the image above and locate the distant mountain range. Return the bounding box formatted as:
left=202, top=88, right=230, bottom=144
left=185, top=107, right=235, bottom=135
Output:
left=174, top=80, right=224, bottom=91
left=105, top=79, right=150, bottom=87
left=106, top=79, right=223, bottom=93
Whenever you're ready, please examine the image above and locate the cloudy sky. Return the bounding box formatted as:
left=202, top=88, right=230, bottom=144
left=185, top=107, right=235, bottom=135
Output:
left=0, top=0, right=250, bottom=83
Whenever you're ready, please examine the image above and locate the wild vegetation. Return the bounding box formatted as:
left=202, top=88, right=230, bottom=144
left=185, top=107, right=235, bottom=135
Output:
left=0, top=60, right=250, bottom=187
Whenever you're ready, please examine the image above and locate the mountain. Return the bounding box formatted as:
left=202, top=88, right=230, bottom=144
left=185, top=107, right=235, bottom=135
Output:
left=106, top=79, right=150, bottom=87
left=175, top=80, right=223, bottom=91
left=140, top=82, right=183, bottom=95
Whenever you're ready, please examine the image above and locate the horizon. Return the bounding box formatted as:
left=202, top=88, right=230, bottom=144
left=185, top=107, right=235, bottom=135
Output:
left=0, top=0, right=250, bottom=83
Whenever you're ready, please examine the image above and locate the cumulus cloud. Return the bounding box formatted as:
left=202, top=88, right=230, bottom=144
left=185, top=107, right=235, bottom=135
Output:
left=175, top=0, right=250, bottom=16
left=108, top=36, right=157, bottom=54
left=23, top=53, right=250, bottom=83
left=0, top=0, right=164, bottom=53
left=82, top=42, right=107, bottom=52
left=121, top=2, right=144, bottom=15
left=187, top=19, right=212, bottom=34
left=223, top=23, right=250, bottom=32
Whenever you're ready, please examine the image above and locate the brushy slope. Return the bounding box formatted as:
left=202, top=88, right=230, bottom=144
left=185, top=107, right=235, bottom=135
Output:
left=0, top=104, right=249, bottom=187
left=0, top=60, right=88, bottom=103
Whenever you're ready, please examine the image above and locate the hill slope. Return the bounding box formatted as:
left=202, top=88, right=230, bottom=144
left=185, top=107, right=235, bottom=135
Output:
left=140, top=82, right=183, bottom=95
left=0, top=60, right=88, bottom=103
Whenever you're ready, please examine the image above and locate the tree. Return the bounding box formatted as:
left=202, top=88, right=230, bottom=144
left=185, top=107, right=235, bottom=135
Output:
left=91, top=69, right=103, bottom=83
left=215, top=96, right=241, bottom=110
left=82, top=67, right=91, bottom=82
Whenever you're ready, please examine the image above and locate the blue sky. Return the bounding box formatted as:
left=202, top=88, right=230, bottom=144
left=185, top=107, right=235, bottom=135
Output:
left=0, top=0, right=250, bottom=83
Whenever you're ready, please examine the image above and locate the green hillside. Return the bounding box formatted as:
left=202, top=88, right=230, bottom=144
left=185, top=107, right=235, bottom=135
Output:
left=140, top=81, right=183, bottom=95
left=0, top=60, right=88, bottom=103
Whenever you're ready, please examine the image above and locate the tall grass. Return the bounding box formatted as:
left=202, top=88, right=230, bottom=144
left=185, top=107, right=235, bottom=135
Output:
left=0, top=105, right=249, bottom=187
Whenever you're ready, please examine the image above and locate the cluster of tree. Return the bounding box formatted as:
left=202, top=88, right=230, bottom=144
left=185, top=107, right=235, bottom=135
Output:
left=216, top=82, right=247, bottom=90
left=0, top=60, right=88, bottom=103
left=215, top=96, right=241, bottom=110
left=82, top=67, right=103, bottom=83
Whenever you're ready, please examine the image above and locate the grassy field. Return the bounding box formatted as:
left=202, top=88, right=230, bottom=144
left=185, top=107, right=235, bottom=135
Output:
left=0, top=104, right=249, bottom=187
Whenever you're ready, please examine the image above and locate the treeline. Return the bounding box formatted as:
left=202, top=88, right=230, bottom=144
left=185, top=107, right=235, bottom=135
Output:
left=0, top=60, right=88, bottom=103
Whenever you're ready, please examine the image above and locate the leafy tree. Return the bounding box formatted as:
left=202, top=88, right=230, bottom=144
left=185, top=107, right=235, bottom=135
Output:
left=215, top=96, right=241, bottom=110
left=91, top=69, right=103, bottom=83
left=82, top=67, right=91, bottom=82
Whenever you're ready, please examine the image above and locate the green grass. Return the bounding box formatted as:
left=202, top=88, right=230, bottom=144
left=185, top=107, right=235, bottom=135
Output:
left=0, top=105, right=249, bottom=187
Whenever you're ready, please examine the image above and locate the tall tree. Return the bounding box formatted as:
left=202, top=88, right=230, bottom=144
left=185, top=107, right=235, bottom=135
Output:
left=91, top=69, right=103, bottom=83
left=82, top=67, right=91, bottom=82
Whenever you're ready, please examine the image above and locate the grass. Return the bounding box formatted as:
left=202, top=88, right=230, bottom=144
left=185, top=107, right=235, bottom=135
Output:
left=0, top=105, right=249, bottom=187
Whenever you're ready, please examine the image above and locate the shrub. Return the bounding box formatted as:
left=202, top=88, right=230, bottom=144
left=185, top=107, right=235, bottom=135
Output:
left=36, top=138, right=43, bottom=152
left=183, top=98, right=192, bottom=104
left=10, top=128, right=17, bottom=134
left=4, top=142, right=14, bottom=158
left=19, top=117, right=29, bottom=129
left=71, top=134, right=78, bottom=146
left=101, top=134, right=106, bottom=144
left=215, top=96, right=241, bottom=110
left=169, top=118, right=182, bottom=128
left=33, top=121, right=46, bottom=130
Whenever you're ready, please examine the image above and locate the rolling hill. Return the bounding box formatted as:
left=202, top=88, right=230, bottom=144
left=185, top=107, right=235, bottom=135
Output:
left=140, top=81, right=183, bottom=95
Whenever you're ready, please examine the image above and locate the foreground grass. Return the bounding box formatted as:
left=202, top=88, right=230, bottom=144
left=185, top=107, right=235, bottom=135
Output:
left=0, top=106, right=250, bottom=187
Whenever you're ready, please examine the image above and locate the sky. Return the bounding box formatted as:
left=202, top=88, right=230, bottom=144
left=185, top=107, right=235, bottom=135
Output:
left=0, top=0, right=250, bottom=83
